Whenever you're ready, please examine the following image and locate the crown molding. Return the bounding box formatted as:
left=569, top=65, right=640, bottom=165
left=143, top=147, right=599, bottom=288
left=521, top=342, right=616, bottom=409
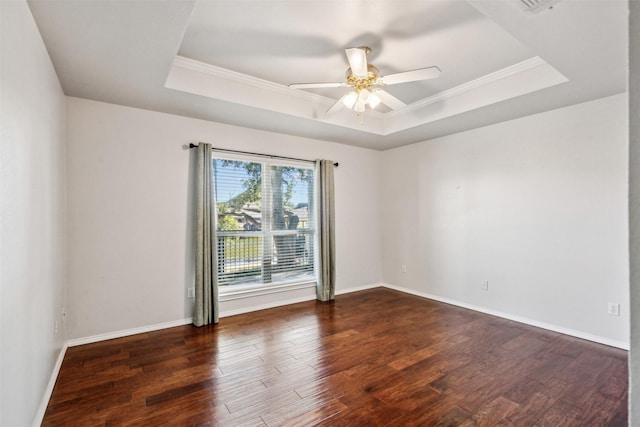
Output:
left=169, top=55, right=564, bottom=137
left=390, top=56, right=548, bottom=116
left=173, top=56, right=333, bottom=105
left=172, top=55, right=387, bottom=120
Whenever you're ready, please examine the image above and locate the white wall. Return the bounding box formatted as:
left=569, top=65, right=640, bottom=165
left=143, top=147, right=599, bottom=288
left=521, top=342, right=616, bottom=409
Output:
left=0, top=1, right=68, bottom=426
left=629, top=1, right=639, bottom=423
left=65, top=97, right=382, bottom=341
left=382, top=93, right=629, bottom=347
left=65, top=93, right=629, bottom=348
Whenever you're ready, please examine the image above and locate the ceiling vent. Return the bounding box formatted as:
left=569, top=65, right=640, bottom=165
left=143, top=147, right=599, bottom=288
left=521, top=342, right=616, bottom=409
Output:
left=518, top=0, right=560, bottom=14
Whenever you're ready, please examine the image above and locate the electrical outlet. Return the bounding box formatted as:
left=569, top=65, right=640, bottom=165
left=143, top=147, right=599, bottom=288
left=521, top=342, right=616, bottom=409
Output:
left=481, top=281, right=489, bottom=291
left=608, top=302, right=620, bottom=316
left=187, top=288, right=195, bottom=298
left=401, top=265, right=407, bottom=273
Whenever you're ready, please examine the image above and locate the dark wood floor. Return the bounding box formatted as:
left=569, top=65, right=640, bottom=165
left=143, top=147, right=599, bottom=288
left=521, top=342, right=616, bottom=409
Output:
left=43, top=288, right=628, bottom=426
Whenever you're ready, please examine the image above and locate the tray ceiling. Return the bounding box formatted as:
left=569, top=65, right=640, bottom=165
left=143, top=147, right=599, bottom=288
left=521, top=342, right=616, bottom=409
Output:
left=27, top=0, right=628, bottom=150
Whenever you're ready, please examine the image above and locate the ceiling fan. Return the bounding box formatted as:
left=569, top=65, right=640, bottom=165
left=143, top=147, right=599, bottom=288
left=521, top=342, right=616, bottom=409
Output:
left=289, top=46, right=441, bottom=116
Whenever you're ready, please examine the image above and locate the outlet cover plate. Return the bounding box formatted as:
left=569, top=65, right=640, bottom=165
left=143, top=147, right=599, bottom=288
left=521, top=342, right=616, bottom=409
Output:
left=608, top=302, right=620, bottom=316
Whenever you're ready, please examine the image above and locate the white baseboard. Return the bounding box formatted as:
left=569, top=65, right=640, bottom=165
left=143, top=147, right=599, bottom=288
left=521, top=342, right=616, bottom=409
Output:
left=67, top=281, right=627, bottom=351
left=68, top=318, right=194, bottom=347
left=68, top=283, right=384, bottom=347
left=382, top=283, right=629, bottom=350
left=335, top=282, right=382, bottom=295
left=32, top=342, right=68, bottom=427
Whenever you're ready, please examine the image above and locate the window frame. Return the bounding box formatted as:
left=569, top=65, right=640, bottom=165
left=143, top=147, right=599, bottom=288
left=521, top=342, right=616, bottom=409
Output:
left=211, top=152, right=319, bottom=300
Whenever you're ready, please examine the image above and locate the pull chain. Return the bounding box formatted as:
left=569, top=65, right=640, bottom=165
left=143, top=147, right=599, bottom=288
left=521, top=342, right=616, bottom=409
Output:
left=357, top=111, right=365, bottom=126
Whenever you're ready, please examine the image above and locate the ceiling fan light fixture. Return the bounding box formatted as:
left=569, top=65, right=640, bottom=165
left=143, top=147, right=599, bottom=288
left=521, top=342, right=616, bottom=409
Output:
left=368, top=91, right=381, bottom=109
left=358, top=89, right=371, bottom=104
left=343, top=91, right=358, bottom=109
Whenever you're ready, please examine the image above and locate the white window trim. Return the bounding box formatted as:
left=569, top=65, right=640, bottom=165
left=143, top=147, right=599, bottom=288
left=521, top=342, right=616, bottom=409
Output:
left=218, top=280, right=315, bottom=301
left=213, top=153, right=319, bottom=297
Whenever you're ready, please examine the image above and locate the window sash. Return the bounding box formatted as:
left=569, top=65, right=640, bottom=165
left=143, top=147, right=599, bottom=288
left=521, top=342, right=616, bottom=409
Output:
left=212, top=156, right=317, bottom=288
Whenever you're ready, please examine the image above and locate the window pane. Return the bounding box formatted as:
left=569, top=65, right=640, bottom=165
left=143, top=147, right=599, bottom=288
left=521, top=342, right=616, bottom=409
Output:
left=214, top=159, right=262, bottom=231
left=271, top=233, right=315, bottom=282
left=269, top=165, right=315, bottom=284
left=217, top=236, right=263, bottom=286
left=269, top=165, right=314, bottom=231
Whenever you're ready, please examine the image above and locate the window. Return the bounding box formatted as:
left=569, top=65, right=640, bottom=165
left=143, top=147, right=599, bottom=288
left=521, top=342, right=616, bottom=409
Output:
left=213, top=156, right=316, bottom=289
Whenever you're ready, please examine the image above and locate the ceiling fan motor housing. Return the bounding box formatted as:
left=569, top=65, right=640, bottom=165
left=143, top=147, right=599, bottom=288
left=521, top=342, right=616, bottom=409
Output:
left=345, top=64, right=380, bottom=90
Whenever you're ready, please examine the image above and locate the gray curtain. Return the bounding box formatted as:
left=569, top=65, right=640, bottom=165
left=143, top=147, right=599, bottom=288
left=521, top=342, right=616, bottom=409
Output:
left=194, top=143, right=219, bottom=326
left=317, top=159, right=336, bottom=301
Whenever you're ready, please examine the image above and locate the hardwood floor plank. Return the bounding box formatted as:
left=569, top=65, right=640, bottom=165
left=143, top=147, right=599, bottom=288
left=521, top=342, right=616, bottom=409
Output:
left=223, top=390, right=302, bottom=425
left=502, top=377, right=546, bottom=404
left=277, top=398, right=346, bottom=427
left=145, top=378, right=214, bottom=407
left=527, top=349, right=574, bottom=383
left=459, top=396, right=520, bottom=426
left=533, top=399, right=583, bottom=427
left=261, top=394, right=346, bottom=426
left=598, top=356, right=629, bottom=399
left=43, top=288, right=628, bottom=426
left=433, top=405, right=473, bottom=427
left=504, top=391, right=556, bottom=425
left=387, top=341, right=445, bottom=370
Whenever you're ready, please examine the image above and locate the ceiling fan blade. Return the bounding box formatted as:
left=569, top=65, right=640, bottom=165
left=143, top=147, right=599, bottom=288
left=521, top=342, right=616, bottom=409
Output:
left=327, top=95, right=347, bottom=114
left=375, top=89, right=407, bottom=110
left=345, top=47, right=368, bottom=77
left=289, top=82, right=345, bottom=89
left=380, top=66, right=441, bottom=85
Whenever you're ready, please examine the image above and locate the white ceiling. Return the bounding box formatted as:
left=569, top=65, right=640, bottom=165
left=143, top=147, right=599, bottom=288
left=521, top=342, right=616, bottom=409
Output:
left=27, top=0, right=628, bottom=150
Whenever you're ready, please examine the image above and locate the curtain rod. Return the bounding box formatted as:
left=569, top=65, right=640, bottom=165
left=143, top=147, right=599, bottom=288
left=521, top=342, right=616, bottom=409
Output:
left=189, top=143, right=338, bottom=167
